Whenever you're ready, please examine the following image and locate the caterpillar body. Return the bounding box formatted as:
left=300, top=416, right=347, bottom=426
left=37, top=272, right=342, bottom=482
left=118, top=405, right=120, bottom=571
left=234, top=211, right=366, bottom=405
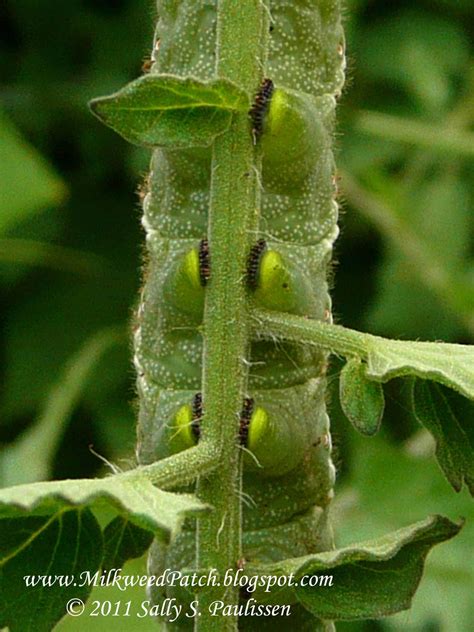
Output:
left=135, top=1, right=345, bottom=629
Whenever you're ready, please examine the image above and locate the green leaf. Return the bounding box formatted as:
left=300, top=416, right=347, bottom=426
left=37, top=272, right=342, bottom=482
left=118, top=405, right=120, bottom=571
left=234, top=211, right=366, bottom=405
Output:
left=0, top=110, right=67, bottom=235
left=246, top=515, right=461, bottom=621
left=54, top=557, right=156, bottom=632
left=363, top=336, right=474, bottom=400
left=331, top=434, right=474, bottom=632
left=0, top=473, right=208, bottom=542
left=339, top=357, right=385, bottom=435
left=89, top=75, right=249, bottom=148
left=102, top=517, right=154, bottom=571
left=0, top=509, right=103, bottom=632
left=411, top=379, right=474, bottom=495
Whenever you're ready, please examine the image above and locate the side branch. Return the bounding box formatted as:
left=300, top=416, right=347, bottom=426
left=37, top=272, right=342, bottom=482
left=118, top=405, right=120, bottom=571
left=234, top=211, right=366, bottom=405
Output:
left=252, top=307, right=474, bottom=400
left=133, top=443, right=221, bottom=490
left=252, top=307, right=368, bottom=358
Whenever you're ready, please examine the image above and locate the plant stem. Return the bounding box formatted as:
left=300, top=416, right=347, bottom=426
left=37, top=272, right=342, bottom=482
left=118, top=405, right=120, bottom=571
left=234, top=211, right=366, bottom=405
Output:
left=195, top=2, right=269, bottom=630
left=252, top=307, right=368, bottom=359
left=136, top=444, right=220, bottom=489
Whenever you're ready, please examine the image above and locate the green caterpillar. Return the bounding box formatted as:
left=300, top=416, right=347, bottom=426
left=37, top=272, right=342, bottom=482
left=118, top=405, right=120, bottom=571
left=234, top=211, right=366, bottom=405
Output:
left=135, top=0, right=344, bottom=628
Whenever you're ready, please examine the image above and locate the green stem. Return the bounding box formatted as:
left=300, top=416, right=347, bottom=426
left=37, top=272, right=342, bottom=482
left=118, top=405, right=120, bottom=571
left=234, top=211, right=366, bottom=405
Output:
left=252, top=307, right=368, bottom=359
left=195, top=2, right=269, bottom=630
left=126, top=444, right=220, bottom=489
left=253, top=307, right=474, bottom=400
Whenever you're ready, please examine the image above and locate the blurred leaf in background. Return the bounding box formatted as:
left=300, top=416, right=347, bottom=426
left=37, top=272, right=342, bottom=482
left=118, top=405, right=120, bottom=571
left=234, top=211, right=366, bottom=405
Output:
left=332, top=1, right=473, bottom=630
left=338, top=1, right=474, bottom=344
left=0, top=109, right=67, bottom=234
left=332, top=427, right=474, bottom=632
left=0, top=0, right=151, bottom=482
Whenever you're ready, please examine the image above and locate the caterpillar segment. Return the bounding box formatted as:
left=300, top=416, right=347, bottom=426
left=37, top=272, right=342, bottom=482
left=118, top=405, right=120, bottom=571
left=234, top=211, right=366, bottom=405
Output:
left=135, top=1, right=345, bottom=628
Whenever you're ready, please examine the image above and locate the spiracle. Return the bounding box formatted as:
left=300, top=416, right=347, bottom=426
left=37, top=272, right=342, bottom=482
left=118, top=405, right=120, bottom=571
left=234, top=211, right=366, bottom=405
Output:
left=246, top=239, right=267, bottom=289
left=249, top=78, right=274, bottom=139
left=198, top=239, right=211, bottom=286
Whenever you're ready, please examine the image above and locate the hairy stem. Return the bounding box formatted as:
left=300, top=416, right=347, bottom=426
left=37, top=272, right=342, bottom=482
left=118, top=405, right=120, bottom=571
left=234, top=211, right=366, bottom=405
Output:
left=195, top=2, right=269, bottom=630
left=252, top=307, right=368, bottom=359
left=133, top=444, right=220, bottom=489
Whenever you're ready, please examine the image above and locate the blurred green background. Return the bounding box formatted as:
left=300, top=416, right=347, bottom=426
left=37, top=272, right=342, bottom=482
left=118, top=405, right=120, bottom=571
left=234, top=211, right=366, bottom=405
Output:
left=0, top=1, right=472, bottom=630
